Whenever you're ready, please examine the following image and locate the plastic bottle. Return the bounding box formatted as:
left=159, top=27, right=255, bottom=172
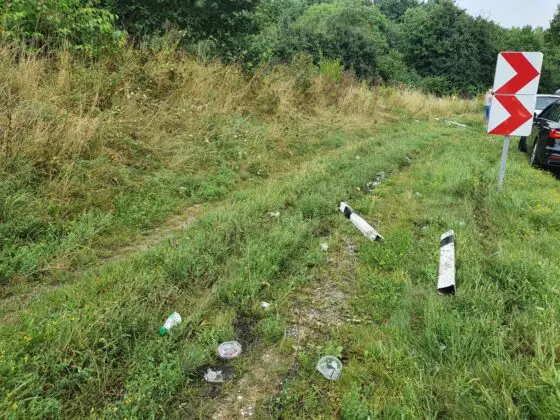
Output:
left=159, top=312, right=182, bottom=336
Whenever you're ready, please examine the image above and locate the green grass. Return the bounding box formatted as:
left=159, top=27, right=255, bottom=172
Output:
left=266, top=129, right=560, bottom=419
left=1, top=46, right=558, bottom=418
left=2, top=116, right=560, bottom=418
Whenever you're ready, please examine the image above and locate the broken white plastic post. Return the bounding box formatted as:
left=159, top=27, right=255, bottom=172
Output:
left=437, top=231, right=456, bottom=295
left=339, top=202, right=384, bottom=242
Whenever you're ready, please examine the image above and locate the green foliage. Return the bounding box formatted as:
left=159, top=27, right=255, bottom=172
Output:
left=319, top=58, right=344, bottom=82
left=500, top=26, right=545, bottom=51
left=278, top=1, right=393, bottom=79
left=541, top=6, right=560, bottom=93
left=1, top=0, right=122, bottom=55
left=400, top=0, right=498, bottom=95
left=102, top=0, right=260, bottom=58
left=238, top=0, right=308, bottom=69
left=3, top=0, right=560, bottom=95
left=541, top=47, right=560, bottom=94
left=375, top=0, right=419, bottom=22
left=241, top=0, right=560, bottom=94
left=546, top=4, right=560, bottom=46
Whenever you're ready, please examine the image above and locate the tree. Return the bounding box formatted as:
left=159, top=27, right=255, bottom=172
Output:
left=102, top=0, right=260, bottom=50
left=277, top=1, right=395, bottom=80
left=375, top=0, right=419, bottom=21
left=546, top=4, right=560, bottom=46
left=400, top=0, right=498, bottom=95
left=500, top=26, right=544, bottom=51
left=239, top=0, right=308, bottom=67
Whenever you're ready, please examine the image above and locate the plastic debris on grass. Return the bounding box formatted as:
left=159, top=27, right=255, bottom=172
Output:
left=316, top=356, right=342, bottom=381
left=217, top=341, right=243, bottom=360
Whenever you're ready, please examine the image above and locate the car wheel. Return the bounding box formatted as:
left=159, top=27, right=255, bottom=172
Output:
left=518, top=137, right=527, bottom=152
left=530, top=141, right=540, bottom=168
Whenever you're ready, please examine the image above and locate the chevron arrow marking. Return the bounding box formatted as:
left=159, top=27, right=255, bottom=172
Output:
left=495, top=52, right=540, bottom=95
left=488, top=95, right=533, bottom=136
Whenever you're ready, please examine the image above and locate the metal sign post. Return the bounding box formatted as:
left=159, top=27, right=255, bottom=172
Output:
left=497, top=135, right=510, bottom=192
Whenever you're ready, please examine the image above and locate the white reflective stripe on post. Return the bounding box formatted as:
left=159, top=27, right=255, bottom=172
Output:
left=437, top=230, right=455, bottom=295
left=339, top=202, right=384, bottom=242
left=498, top=135, right=510, bottom=192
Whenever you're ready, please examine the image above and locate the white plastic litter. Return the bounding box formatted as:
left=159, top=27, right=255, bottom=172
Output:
left=260, top=301, right=271, bottom=309
left=217, top=341, right=243, bottom=360
left=444, top=120, right=467, bottom=128
left=269, top=211, right=280, bottom=218
left=316, top=356, right=342, bottom=381
left=204, top=368, right=224, bottom=383
left=339, top=202, right=384, bottom=242
left=366, top=172, right=385, bottom=191
left=320, top=243, right=329, bottom=251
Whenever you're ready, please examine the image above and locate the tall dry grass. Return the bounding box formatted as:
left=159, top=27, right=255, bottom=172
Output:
left=0, top=43, right=477, bottom=176
left=0, top=41, right=479, bottom=284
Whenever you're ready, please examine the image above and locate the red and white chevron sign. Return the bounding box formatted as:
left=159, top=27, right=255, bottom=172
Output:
left=488, top=52, right=543, bottom=136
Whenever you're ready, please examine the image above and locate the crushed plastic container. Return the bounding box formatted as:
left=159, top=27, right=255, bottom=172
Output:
left=217, top=341, right=243, bottom=360
left=316, top=356, right=342, bottom=381
left=159, top=312, right=182, bottom=336
left=204, top=368, right=225, bottom=383
left=202, top=365, right=235, bottom=383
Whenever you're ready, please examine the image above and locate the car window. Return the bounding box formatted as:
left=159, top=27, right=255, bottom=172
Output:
left=548, top=104, right=560, bottom=122
left=539, top=103, right=560, bottom=121
left=536, top=96, right=559, bottom=110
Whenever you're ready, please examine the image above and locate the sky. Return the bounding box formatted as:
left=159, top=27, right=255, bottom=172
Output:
left=454, top=0, right=559, bottom=29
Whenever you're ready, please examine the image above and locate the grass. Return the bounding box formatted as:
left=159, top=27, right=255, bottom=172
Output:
left=2, top=42, right=559, bottom=419
left=0, top=44, right=475, bottom=291
left=265, top=129, right=560, bottom=419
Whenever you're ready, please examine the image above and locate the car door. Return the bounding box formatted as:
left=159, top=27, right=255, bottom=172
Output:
left=530, top=103, right=560, bottom=162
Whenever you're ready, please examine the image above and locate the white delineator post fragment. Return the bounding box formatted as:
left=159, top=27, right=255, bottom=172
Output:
left=437, top=231, right=456, bottom=295
left=339, top=202, right=384, bottom=242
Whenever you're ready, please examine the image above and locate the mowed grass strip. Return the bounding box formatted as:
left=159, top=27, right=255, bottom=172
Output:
left=1, top=121, right=447, bottom=418
left=270, top=128, right=560, bottom=418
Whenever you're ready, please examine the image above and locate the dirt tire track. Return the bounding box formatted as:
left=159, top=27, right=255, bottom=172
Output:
left=208, top=237, right=358, bottom=418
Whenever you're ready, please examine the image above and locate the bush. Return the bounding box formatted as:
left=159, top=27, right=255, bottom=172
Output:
left=102, top=0, right=259, bottom=58
left=276, top=1, right=391, bottom=80
left=1, top=0, right=123, bottom=55
left=319, top=58, right=343, bottom=82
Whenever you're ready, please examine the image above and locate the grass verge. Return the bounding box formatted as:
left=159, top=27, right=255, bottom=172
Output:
left=3, top=118, right=559, bottom=418
left=267, top=125, right=560, bottom=419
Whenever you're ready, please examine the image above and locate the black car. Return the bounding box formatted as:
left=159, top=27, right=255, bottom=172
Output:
left=519, top=100, right=560, bottom=168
